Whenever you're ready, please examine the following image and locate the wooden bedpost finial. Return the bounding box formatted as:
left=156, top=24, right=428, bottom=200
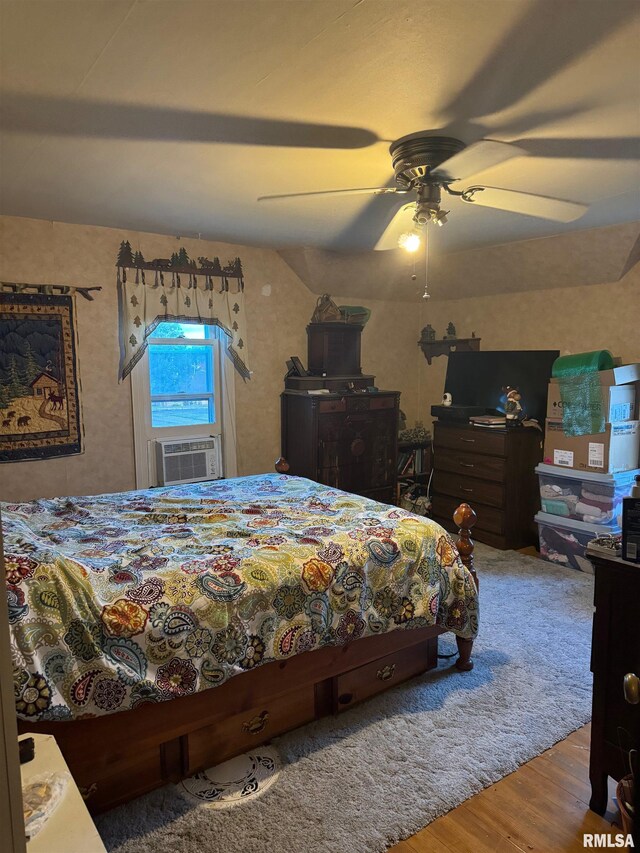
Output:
left=275, top=457, right=290, bottom=474
left=453, top=502, right=478, bottom=672
left=453, top=502, right=478, bottom=591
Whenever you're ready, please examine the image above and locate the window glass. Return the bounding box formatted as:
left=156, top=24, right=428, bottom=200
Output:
left=148, top=345, right=212, bottom=396
left=151, top=398, right=213, bottom=428
left=152, top=322, right=207, bottom=339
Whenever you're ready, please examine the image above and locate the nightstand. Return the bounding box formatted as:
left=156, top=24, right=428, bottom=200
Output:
left=20, top=733, right=106, bottom=853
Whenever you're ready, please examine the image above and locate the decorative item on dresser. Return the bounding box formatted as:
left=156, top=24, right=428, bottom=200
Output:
left=431, top=420, right=543, bottom=549
left=586, top=546, right=640, bottom=829
left=281, top=318, right=400, bottom=503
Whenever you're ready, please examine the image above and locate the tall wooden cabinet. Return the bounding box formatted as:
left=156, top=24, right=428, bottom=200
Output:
left=431, top=421, right=543, bottom=549
left=281, top=321, right=399, bottom=504
left=281, top=391, right=399, bottom=504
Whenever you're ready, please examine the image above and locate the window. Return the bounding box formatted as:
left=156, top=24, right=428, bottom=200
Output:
left=131, top=321, right=238, bottom=488
left=147, top=323, right=218, bottom=429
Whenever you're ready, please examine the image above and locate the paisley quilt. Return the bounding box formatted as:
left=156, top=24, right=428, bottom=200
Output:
left=2, top=474, right=479, bottom=722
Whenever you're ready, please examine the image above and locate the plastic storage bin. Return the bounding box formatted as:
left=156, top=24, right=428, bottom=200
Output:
left=535, top=511, right=621, bottom=573
left=536, top=463, right=639, bottom=527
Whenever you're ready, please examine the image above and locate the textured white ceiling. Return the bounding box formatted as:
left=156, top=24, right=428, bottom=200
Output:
left=1, top=0, right=639, bottom=264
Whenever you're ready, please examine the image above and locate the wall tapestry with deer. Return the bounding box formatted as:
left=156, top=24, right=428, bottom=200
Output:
left=0, top=292, right=82, bottom=462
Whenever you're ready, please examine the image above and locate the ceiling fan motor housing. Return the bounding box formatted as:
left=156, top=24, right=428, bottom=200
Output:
left=390, top=134, right=466, bottom=188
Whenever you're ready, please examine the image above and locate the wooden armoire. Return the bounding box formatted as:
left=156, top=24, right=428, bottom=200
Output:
left=281, top=323, right=399, bottom=504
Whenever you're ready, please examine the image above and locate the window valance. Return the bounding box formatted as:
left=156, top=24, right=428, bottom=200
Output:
left=116, top=242, right=250, bottom=381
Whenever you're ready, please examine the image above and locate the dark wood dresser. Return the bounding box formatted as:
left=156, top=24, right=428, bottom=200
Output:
left=281, top=390, right=399, bottom=504
left=587, top=549, right=640, bottom=820
left=431, top=421, right=543, bottom=549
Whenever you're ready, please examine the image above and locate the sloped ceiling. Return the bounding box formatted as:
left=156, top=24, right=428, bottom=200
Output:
left=279, top=221, right=640, bottom=301
left=0, top=0, right=639, bottom=295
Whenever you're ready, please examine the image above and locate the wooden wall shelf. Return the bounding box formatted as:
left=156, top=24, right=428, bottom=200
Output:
left=418, top=337, right=481, bottom=365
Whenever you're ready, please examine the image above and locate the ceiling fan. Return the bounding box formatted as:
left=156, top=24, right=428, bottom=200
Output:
left=257, top=131, right=589, bottom=251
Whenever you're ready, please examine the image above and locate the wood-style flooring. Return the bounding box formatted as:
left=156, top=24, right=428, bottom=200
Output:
left=388, top=724, right=621, bottom=853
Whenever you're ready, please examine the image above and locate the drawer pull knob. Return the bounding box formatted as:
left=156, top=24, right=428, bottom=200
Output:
left=462, top=488, right=473, bottom=493
left=459, top=462, right=475, bottom=468
left=242, top=710, right=270, bottom=734
left=461, top=438, right=475, bottom=443
left=338, top=692, right=354, bottom=705
left=624, top=673, right=640, bottom=705
left=377, top=663, right=396, bottom=681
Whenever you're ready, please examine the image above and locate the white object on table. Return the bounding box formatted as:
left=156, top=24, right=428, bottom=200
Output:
left=19, top=734, right=106, bottom=853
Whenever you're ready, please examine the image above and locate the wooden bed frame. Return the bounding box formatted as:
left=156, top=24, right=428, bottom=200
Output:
left=18, top=466, right=479, bottom=814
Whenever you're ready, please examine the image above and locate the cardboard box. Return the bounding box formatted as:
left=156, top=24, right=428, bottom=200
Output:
left=547, top=379, right=636, bottom=421
left=569, top=363, right=640, bottom=386
left=543, top=418, right=640, bottom=474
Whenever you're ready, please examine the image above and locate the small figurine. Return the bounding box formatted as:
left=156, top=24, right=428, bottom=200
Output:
left=442, top=392, right=453, bottom=407
left=444, top=322, right=457, bottom=340
left=421, top=324, right=436, bottom=342
left=503, top=386, right=524, bottom=427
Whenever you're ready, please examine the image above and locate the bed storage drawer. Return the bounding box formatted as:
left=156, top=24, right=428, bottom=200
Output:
left=74, top=746, right=165, bottom=812
left=333, top=641, right=430, bottom=712
left=184, top=686, right=316, bottom=774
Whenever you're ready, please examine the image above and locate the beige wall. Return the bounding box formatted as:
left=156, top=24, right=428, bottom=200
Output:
left=415, top=270, right=640, bottom=422
left=2, top=213, right=636, bottom=502
left=0, top=216, right=418, bottom=502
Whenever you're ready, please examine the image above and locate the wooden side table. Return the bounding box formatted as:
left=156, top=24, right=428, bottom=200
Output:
left=20, top=733, right=106, bottom=853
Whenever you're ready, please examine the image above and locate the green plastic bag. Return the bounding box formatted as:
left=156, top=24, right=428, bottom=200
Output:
left=552, top=350, right=615, bottom=436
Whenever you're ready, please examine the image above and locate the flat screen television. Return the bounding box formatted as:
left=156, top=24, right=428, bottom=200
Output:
left=443, top=350, right=560, bottom=426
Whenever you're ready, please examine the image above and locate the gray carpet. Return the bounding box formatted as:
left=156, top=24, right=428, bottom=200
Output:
left=96, top=544, right=594, bottom=853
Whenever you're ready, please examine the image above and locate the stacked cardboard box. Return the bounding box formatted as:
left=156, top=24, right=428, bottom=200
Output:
left=543, top=363, right=640, bottom=474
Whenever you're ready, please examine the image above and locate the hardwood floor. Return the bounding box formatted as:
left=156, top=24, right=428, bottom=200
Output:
left=388, top=724, right=621, bottom=853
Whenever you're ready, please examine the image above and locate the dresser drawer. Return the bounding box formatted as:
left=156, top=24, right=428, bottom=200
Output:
left=185, top=687, right=316, bottom=774
left=333, top=642, right=429, bottom=712
left=435, top=448, right=506, bottom=482
left=369, top=395, right=396, bottom=410
left=432, top=494, right=505, bottom=535
left=434, top=471, right=504, bottom=508
left=434, top=425, right=507, bottom=457
left=318, top=398, right=346, bottom=413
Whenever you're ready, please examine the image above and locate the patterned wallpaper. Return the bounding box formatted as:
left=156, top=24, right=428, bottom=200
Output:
left=1, top=213, right=637, bottom=502
left=0, top=216, right=420, bottom=501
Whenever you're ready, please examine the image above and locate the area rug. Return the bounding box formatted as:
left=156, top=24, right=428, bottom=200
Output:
left=96, top=544, right=594, bottom=853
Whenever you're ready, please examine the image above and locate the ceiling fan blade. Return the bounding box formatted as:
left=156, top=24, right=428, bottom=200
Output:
left=258, top=187, right=400, bottom=202
left=438, top=0, right=638, bottom=123
left=0, top=92, right=379, bottom=150
left=463, top=186, right=588, bottom=222
left=432, top=140, right=526, bottom=183
left=374, top=204, right=417, bottom=251
left=514, top=137, right=640, bottom=161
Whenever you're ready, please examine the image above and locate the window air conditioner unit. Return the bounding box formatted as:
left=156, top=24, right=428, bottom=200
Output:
left=155, top=436, right=223, bottom=486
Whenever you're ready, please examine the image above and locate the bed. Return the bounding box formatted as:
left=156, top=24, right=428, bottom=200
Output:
left=3, top=464, right=479, bottom=812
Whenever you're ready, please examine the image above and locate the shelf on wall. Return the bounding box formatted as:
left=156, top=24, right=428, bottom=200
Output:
left=418, top=337, right=481, bottom=365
